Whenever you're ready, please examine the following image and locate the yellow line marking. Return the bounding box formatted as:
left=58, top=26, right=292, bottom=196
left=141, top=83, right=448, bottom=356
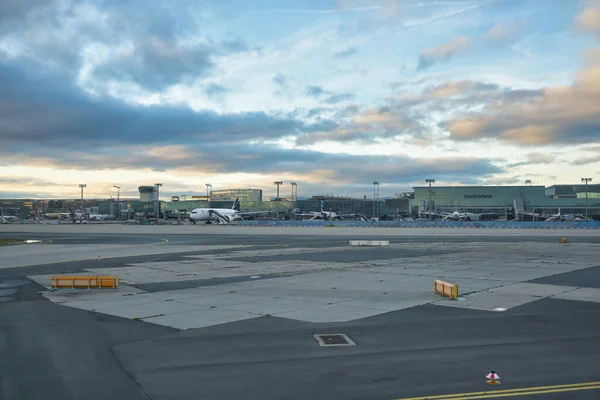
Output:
left=395, top=381, right=600, bottom=399
left=449, top=385, right=600, bottom=399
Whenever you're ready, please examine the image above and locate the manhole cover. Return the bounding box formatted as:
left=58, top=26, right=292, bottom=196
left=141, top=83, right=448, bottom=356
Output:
left=313, top=333, right=356, bottom=347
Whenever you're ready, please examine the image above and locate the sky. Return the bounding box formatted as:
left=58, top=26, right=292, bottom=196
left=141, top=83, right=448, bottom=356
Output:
left=1, top=0, right=599, bottom=200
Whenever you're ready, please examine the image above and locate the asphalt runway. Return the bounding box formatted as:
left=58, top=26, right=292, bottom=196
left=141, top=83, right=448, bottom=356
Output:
left=1, top=224, right=599, bottom=400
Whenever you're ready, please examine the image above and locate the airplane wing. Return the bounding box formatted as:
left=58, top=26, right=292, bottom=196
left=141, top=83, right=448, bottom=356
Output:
left=237, top=210, right=275, bottom=216
left=420, top=211, right=448, bottom=218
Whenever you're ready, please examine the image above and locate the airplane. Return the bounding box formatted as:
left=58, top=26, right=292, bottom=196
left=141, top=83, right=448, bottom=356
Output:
left=0, top=215, right=18, bottom=223
left=88, top=213, right=111, bottom=221
left=419, top=209, right=497, bottom=221
left=545, top=209, right=590, bottom=222
left=189, top=197, right=270, bottom=224
left=295, top=200, right=369, bottom=221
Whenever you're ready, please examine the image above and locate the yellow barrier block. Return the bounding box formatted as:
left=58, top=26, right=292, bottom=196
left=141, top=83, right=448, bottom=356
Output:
left=435, top=279, right=458, bottom=300
left=51, top=275, right=119, bottom=289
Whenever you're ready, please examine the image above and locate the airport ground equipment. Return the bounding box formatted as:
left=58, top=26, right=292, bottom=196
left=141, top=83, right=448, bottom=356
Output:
left=434, top=279, right=458, bottom=300
left=51, top=275, right=118, bottom=289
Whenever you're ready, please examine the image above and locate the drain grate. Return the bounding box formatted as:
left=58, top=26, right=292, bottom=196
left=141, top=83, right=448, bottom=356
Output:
left=313, top=333, right=356, bottom=347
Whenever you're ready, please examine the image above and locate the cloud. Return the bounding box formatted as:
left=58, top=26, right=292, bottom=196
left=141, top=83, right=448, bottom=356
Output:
left=306, top=85, right=327, bottom=98
left=0, top=0, right=46, bottom=22
left=0, top=62, right=332, bottom=152
left=505, top=153, right=556, bottom=168
left=526, top=153, right=555, bottom=164
left=443, top=46, right=600, bottom=146
left=296, top=106, right=425, bottom=145
left=92, top=37, right=215, bottom=91
left=324, top=93, right=354, bottom=104
left=305, top=85, right=354, bottom=104
left=0, top=58, right=503, bottom=189
left=439, top=7, right=600, bottom=147
left=573, top=155, right=600, bottom=165
left=576, top=6, right=600, bottom=34
left=334, top=47, right=358, bottom=58
left=572, top=145, right=600, bottom=165
left=482, top=176, right=522, bottom=185
left=204, top=83, right=229, bottom=99
left=273, top=73, right=287, bottom=87
left=0, top=1, right=249, bottom=92
left=0, top=143, right=502, bottom=187
left=425, top=80, right=500, bottom=98
left=417, top=35, right=470, bottom=69
left=485, top=21, right=525, bottom=42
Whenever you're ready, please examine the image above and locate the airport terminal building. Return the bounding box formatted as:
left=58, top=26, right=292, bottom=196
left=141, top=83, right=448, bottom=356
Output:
left=3, top=183, right=599, bottom=221
left=413, top=184, right=600, bottom=219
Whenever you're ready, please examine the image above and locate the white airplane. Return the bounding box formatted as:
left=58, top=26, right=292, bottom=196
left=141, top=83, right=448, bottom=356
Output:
left=0, top=215, right=18, bottom=223
left=89, top=213, right=111, bottom=221
left=420, top=209, right=497, bottom=221
left=545, top=209, right=590, bottom=222
left=295, top=201, right=368, bottom=221
left=189, top=198, right=270, bottom=224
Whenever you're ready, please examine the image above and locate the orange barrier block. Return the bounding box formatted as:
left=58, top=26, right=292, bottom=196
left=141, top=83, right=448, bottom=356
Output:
left=435, top=279, right=458, bottom=300
left=51, top=275, right=119, bottom=289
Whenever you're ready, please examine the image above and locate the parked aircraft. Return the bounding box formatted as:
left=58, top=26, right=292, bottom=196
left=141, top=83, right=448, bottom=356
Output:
left=89, top=213, right=111, bottom=221
left=0, top=215, right=18, bottom=223
left=295, top=201, right=369, bottom=221
left=545, top=209, right=590, bottom=222
left=419, top=209, right=497, bottom=221
left=189, top=198, right=270, bottom=224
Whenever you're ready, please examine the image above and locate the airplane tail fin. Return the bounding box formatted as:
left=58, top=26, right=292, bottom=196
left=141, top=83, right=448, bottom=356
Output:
left=232, top=197, right=240, bottom=211
left=320, top=200, right=324, bottom=212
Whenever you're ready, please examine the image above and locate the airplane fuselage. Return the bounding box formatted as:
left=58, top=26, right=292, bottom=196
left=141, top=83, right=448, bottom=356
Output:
left=189, top=208, right=238, bottom=223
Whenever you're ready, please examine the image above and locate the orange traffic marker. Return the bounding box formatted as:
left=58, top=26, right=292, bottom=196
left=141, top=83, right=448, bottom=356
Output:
left=486, top=369, right=501, bottom=385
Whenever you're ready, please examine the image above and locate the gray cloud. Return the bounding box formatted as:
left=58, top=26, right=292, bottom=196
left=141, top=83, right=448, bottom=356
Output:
left=0, top=1, right=249, bottom=92
left=0, top=142, right=503, bottom=186
left=334, top=47, right=358, bottom=58
left=0, top=62, right=331, bottom=152
left=324, top=93, right=354, bottom=104
left=0, top=60, right=503, bottom=186
left=204, top=83, right=229, bottom=98
left=505, top=153, right=556, bottom=168
left=93, top=38, right=215, bottom=90
left=306, top=85, right=327, bottom=97
left=273, top=73, right=287, bottom=86
left=417, top=35, right=470, bottom=70
left=305, top=85, right=354, bottom=104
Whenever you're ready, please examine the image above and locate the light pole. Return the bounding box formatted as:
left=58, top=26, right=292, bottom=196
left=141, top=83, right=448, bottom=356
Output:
left=79, top=184, right=86, bottom=223
left=113, top=185, right=121, bottom=201
left=425, top=179, right=435, bottom=219
left=582, top=177, right=592, bottom=220
left=274, top=181, right=283, bottom=201
left=205, top=183, right=212, bottom=201
left=154, top=183, right=162, bottom=220
left=290, top=182, right=297, bottom=202
left=113, top=185, right=121, bottom=220
left=373, top=181, right=379, bottom=219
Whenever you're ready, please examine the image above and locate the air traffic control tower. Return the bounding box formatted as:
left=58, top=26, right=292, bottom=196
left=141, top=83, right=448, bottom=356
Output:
left=138, top=186, right=158, bottom=202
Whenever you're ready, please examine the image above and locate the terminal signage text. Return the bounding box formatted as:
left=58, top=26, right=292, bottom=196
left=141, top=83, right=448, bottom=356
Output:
left=464, top=194, right=493, bottom=199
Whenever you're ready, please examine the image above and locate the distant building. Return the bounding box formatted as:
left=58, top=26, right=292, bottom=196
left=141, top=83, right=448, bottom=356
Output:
left=179, top=195, right=209, bottom=201
left=211, top=189, right=262, bottom=203
left=546, top=184, right=600, bottom=199
left=138, top=186, right=158, bottom=202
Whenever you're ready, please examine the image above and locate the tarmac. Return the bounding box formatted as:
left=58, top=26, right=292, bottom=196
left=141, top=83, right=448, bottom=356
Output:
left=1, top=224, right=600, bottom=400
